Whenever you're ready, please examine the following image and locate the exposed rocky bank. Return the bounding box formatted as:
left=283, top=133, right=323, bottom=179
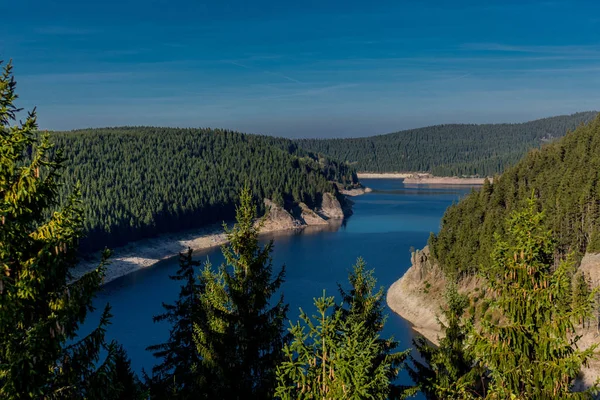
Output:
left=260, top=192, right=348, bottom=231
left=74, top=192, right=351, bottom=285
left=387, top=247, right=600, bottom=389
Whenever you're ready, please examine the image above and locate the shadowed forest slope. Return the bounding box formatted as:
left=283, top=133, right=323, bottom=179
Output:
left=429, top=114, right=600, bottom=277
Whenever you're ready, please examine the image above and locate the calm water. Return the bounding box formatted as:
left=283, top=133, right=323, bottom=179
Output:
left=84, top=178, right=476, bottom=386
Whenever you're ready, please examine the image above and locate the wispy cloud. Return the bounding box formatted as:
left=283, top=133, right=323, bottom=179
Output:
left=21, top=71, right=140, bottom=84
left=225, top=60, right=304, bottom=84
left=264, top=71, right=303, bottom=84
left=262, top=83, right=358, bottom=99
left=462, top=43, right=600, bottom=56
left=34, top=26, right=98, bottom=36
left=227, top=61, right=251, bottom=69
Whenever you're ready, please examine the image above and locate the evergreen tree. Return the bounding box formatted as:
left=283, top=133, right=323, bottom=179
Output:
left=336, top=258, right=415, bottom=399
left=147, top=248, right=202, bottom=398
left=194, top=186, right=288, bottom=399
left=472, top=199, right=598, bottom=399
left=0, top=60, right=124, bottom=398
left=275, top=291, right=393, bottom=399
left=409, top=284, right=481, bottom=399
left=113, top=344, right=146, bottom=400
left=572, top=272, right=592, bottom=328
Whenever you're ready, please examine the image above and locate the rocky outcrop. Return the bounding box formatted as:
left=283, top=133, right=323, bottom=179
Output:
left=261, top=196, right=345, bottom=232
left=260, top=199, right=300, bottom=232
left=386, top=246, right=448, bottom=344
left=340, top=186, right=373, bottom=196
left=318, top=192, right=345, bottom=219
left=578, top=252, right=600, bottom=285
left=297, top=202, right=329, bottom=225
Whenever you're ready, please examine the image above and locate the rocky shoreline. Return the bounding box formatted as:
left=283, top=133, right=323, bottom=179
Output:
left=386, top=247, right=600, bottom=390
left=340, top=186, right=373, bottom=196
left=73, top=192, right=354, bottom=285
left=386, top=247, right=448, bottom=345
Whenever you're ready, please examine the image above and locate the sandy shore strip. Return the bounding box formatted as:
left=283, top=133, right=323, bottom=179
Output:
left=72, top=222, right=231, bottom=285
left=403, top=176, right=486, bottom=185
left=357, top=173, right=414, bottom=179
left=358, top=172, right=487, bottom=185
left=72, top=219, right=345, bottom=286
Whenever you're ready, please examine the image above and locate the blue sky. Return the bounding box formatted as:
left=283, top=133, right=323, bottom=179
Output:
left=2, top=0, right=600, bottom=137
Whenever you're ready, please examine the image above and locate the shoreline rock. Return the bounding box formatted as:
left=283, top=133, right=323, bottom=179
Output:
left=318, top=192, right=346, bottom=219
left=386, top=246, right=447, bottom=345
left=340, top=186, right=373, bottom=196
left=297, top=202, right=329, bottom=225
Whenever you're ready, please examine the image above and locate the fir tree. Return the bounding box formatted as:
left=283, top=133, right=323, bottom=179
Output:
left=147, top=248, right=202, bottom=398
left=276, top=261, right=415, bottom=399
left=472, top=198, right=598, bottom=399
left=275, top=291, right=393, bottom=399
left=336, top=258, right=415, bottom=399
left=572, top=272, right=592, bottom=328
left=0, top=60, right=124, bottom=398
left=113, top=344, right=146, bottom=400
left=194, top=186, right=288, bottom=399
left=409, top=284, right=481, bottom=399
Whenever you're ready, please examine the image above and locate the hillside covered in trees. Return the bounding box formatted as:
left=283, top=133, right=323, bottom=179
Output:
left=50, top=127, right=358, bottom=253
left=297, top=112, right=597, bottom=177
left=429, top=114, right=600, bottom=277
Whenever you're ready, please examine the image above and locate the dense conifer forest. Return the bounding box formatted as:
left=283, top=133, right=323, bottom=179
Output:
left=429, top=114, right=600, bottom=277
left=296, top=112, right=597, bottom=176
left=49, top=127, right=358, bottom=253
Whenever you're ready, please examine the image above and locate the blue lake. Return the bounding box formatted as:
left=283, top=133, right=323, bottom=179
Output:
left=86, top=178, right=477, bottom=389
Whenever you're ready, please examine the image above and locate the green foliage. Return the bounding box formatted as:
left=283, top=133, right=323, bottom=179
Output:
left=471, top=200, right=598, bottom=399
left=49, top=127, right=358, bottom=253
left=275, top=292, right=393, bottom=400
left=572, top=272, right=592, bottom=328
left=297, top=112, right=596, bottom=176
left=409, top=284, right=482, bottom=400
left=194, top=186, right=288, bottom=399
left=0, top=60, right=126, bottom=398
left=587, top=231, right=600, bottom=253
left=146, top=248, right=202, bottom=398
left=276, top=260, right=415, bottom=400
left=336, top=258, right=415, bottom=399
left=113, top=344, right=146, bottom=400
left=431, top=114, right=600, bottom=277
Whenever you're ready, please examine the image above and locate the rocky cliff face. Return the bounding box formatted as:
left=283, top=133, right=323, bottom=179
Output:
left=260, top=199, right=300, bottom=232
left=260, top=193, right=348, bottom=233
left=386, top=247, right=448, bottom=344
left=318, top=192, right=346, bottom=219
left=296, top=202, right=329, bottom=225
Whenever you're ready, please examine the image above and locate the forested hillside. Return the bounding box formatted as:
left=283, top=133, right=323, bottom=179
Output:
left=50, top=127, right=358, bottom=252
left=297, top=112, right=597, bottom=176
left=429, top=114, right=600, bottom=277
